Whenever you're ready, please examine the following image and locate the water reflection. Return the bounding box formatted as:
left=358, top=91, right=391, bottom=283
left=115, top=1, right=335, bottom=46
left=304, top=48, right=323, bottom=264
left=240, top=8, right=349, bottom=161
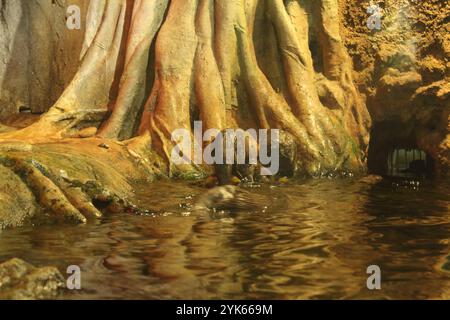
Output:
left=0, top=179, right=449, bottom=299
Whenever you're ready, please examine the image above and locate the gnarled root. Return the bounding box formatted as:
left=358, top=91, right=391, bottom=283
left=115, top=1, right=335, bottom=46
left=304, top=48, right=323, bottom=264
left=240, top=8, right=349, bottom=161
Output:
left=0, top=156, right=136, bottom=224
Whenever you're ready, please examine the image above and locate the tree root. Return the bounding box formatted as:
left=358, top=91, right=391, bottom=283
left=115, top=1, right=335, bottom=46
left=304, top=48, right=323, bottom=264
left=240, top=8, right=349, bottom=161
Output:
left=0, top=156, right=137, bottom=225
left=0, top=0, right=373, bottom=180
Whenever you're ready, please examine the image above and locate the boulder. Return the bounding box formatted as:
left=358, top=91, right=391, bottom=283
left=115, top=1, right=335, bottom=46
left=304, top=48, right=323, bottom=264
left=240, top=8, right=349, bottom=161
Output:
left=0, top=258, right=64, bottom=300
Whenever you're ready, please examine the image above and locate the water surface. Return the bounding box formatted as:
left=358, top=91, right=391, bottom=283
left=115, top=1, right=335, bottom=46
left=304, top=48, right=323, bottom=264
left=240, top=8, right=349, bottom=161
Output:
left=0, top=179, right=449, bottom=299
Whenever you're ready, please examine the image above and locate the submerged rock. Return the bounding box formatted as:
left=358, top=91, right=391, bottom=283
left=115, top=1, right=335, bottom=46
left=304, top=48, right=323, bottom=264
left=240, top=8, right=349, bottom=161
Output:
left=0, top=258, right=64, bottom=300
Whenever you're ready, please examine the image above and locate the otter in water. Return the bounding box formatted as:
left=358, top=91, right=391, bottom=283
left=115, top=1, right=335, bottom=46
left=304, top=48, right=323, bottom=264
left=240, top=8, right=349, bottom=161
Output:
left=195, top=185, right=268, bottom=212
left=195, top=129, right=297, bottom=213
left=196, top=161, right=275, bottom=213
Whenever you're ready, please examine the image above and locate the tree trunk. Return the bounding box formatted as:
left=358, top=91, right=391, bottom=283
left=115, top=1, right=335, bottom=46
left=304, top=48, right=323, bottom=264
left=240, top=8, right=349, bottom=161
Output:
left=0, top=0, right=371, bottom=177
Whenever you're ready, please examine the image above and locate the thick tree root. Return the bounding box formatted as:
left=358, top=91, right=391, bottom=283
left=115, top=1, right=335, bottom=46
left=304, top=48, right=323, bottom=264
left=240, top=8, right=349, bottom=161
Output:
left=0, top=156, right=137, bottom=225
left=0, top=0, right=374, bottom=181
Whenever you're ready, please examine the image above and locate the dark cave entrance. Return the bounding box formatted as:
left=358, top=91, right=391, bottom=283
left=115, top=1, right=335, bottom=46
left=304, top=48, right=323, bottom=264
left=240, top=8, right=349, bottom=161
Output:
left=368, top=122, right=434, bottom=178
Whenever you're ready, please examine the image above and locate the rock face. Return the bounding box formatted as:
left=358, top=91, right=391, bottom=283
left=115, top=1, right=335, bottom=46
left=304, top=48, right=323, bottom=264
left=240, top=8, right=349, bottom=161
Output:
left=340, top=0, right=449, bottom=177
left=0, top=162, right=37, bottom=229
left=0, top=136, right=166, bottom=229
left=0, top=0, right=373, bottom=178
left=0, top=0, right=87, bottom=119
left=0, top=258, right=65, bottom=300
left=0, top=0, right=448, bottom=180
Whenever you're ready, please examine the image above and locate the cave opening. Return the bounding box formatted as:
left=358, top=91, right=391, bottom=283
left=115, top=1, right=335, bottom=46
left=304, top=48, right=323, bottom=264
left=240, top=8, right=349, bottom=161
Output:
left=368, top=121, right=433, bottom=178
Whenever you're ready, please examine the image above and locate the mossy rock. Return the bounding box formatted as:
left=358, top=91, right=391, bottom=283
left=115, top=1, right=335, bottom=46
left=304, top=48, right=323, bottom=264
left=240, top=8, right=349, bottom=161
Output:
left=0, top=258, right=65, bottom=300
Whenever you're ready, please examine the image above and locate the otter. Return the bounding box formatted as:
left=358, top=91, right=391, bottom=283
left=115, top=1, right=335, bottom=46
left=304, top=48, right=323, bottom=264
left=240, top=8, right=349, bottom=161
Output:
left=194, top=185, right=263, bottom=212
left=195, top=155, right=266, bottom=213
left=195, top=130, right=297, bottom=213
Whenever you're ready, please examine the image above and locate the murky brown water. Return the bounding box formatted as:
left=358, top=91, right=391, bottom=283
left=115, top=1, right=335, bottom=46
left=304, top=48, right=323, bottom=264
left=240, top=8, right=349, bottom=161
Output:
left=0, top=179, right=449, bottom=299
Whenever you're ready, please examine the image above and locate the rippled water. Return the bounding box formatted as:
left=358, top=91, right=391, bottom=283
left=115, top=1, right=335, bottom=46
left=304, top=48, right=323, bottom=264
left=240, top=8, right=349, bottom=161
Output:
left=0, top=178, right=449, bottom=299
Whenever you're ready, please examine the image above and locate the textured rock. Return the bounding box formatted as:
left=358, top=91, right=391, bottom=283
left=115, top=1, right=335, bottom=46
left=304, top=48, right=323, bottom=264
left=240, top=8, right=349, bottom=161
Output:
left=0, top=164, right=37, bottom=229
left=0, top=0, right=447, bottom=181
left=340, top=0, right=449, bottom=177
left=0, top=258, right=64, bottom=300
left=0, top=137, right=165, bottom=229
left=0, top=0, right=88, bottom=119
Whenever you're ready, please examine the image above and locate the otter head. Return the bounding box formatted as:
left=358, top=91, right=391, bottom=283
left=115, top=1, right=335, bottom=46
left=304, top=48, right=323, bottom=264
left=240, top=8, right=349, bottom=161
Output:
left=195, top=185, right=238, bottom=210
